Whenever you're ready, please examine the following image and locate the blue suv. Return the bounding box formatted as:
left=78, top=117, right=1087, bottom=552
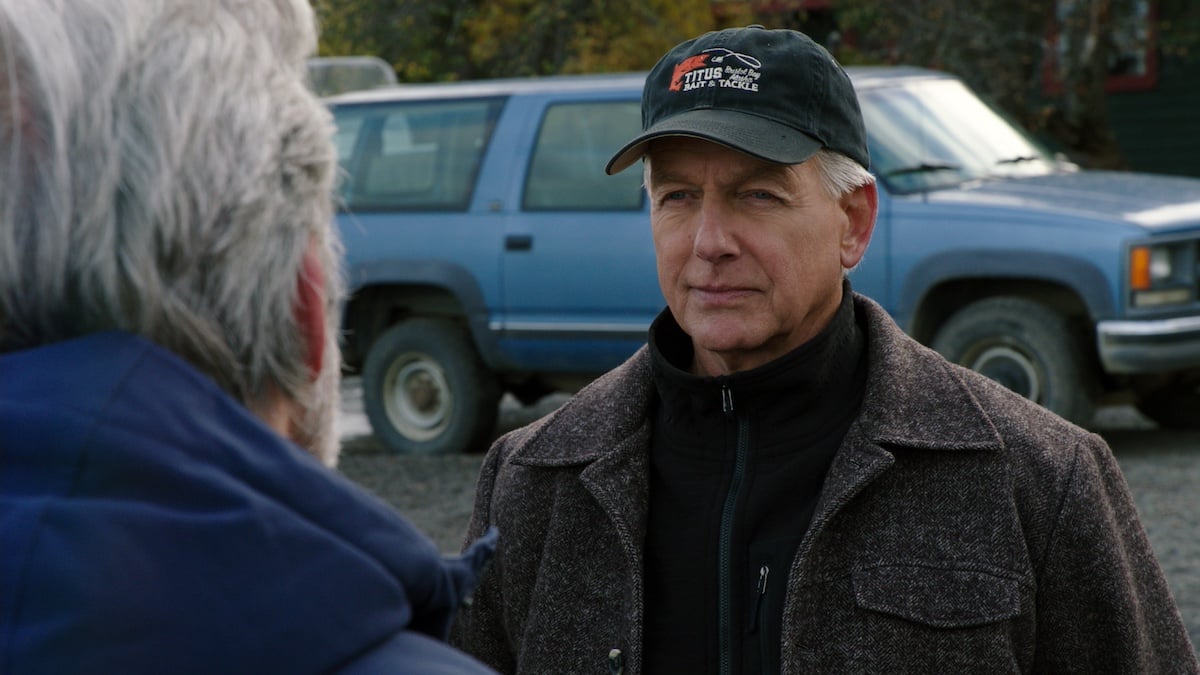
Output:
left=326, top=67, right=1200, bottom=454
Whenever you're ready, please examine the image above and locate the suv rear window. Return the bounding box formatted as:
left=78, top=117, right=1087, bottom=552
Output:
left=333, top=97, right=504, bottom=212
left=523, top=100, right=643, bottom=211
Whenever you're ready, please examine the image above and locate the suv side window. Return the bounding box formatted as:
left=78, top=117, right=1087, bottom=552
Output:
left=523, top=100, right=643, bottom=211
left=334, top=97, right=504, bottom=211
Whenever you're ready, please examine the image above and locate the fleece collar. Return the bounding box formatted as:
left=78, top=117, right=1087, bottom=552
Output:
left=509, top=292, right=1003, bottom=467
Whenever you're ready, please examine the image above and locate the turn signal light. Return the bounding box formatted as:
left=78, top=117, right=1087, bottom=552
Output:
left=1129, top=246, right=1151, bottom=290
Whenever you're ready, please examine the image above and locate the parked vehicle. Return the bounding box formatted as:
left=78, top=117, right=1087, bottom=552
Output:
left=325, top=67, right=1200, bottom=454
left=307, top=56, right=397, bottom=97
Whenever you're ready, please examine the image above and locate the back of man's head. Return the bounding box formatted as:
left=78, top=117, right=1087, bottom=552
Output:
left=0, top=0, right=343, bottom=463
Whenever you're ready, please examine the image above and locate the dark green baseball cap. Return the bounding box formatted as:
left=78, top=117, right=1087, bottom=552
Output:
left=605, top=25, right=869, bottom=174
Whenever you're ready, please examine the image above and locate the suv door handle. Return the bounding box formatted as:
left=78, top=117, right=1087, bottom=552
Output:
left=505, top=234, right=533, bottom=251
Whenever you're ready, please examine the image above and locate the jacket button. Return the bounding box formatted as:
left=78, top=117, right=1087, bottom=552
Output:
left=608, top=648, right=624, bottom=675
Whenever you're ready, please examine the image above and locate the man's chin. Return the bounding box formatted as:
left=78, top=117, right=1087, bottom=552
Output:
left=689, top=334, right=774, bottom=375
left=688, top=322, right=766, bottom=354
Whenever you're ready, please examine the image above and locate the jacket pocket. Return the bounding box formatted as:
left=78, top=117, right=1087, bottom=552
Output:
left=852, top=562, right=1027, bottom=628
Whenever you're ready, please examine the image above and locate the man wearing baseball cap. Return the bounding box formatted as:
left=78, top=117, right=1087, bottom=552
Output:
left=451, top=26, right=1197, bottom=673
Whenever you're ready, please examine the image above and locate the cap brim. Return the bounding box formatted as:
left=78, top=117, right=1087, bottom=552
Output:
left=604, top=108, right=823, bottom=175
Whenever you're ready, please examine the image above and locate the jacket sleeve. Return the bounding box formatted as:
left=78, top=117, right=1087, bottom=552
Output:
left=448, top=436, right=518, bottom=674
left=1032, top=433, right=1199, bottom=672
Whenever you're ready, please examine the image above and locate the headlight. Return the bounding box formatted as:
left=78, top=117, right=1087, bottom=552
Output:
left=1129, top=242, right=1192, bottom=308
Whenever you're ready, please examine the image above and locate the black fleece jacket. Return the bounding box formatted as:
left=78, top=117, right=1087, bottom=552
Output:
left=642, top=288, right=868, bottom=674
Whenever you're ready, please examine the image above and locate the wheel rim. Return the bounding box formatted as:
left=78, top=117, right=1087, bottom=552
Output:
left=381, top=351, right=452, bottom=442
left=968, top=344, right=1042, bottom=402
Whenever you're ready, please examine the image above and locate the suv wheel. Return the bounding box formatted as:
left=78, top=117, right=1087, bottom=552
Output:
left=931, top=297, right=1096, bottom=426
left=362, top=319, right=500, bottom=454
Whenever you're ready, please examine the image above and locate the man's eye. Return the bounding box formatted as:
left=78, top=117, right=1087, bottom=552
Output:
left=663, top=190, right=689, bottom=202
left=747, top=190, right=776, bottom=201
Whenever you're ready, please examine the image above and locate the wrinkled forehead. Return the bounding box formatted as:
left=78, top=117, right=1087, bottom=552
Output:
left=644, top=135, right=807, bottom=185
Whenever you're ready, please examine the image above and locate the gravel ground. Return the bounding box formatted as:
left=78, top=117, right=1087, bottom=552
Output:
left=335, top=382, right=568, bottom=554
left=336, top=380, right=1200, bottom=652
left=1104, top=426, right=1200, bottom=651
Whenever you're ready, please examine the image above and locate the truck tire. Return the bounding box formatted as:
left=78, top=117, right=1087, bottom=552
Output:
left=931, top=297, right=1096, bottom=426
left=361, top=319, right=501, bottom=454
left=1136, top=379, right=1200, bottom=429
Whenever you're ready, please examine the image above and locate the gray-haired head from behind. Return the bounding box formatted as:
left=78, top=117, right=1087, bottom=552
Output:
left=0, top=0, right=345, bottom=464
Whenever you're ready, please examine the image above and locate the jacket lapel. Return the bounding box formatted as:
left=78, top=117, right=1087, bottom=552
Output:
left=508, top=346, right=656, bottom=570
left=509, top=349, right=657, bottom=667
left=799, top=295, right=1007, bottom=560
left=853, top=294, right=1004, bottom=452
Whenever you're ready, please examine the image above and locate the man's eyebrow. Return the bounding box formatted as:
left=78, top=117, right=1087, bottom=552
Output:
left=647, top=170, right=698, bottom=188
left=738, top=163, right=796, bottom=185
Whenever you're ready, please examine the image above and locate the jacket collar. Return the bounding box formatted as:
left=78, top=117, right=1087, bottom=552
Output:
left=647, top=287, right=867, bottom=454
left=504, top=341, right=655, bottom=664
left=503, top=350, right=654, bottom=551
left=508, top=348, right=658, bottom=466
left=852, top=294, right=1004, bottom=453
left=509, top=292, right=1004, bottom=467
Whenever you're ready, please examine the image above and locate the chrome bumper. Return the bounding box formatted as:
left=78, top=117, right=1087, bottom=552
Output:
left=1097, top=315, right=1200, bottom=374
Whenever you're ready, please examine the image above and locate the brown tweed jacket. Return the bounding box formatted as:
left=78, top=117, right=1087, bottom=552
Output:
left=450, top=294, right=1199, bottom=674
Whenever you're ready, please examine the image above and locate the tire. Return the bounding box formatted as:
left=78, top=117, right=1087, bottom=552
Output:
left=931, top=297, right=1096, bottom=426
left=1136, top=378, right=1200, bottom=429
left=361, top=319, right=501, bottom=454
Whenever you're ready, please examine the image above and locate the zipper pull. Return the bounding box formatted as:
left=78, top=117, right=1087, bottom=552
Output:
left=608, top=648, right=624, bottom=675
left=750, top=564, right=769, bottom=632
left=721, top=383, right=734, bottom=417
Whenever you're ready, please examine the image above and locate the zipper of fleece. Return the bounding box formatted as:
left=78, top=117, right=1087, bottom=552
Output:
left=717, top=383, right=749, bottom=675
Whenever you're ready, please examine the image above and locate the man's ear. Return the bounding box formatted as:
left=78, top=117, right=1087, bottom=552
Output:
left=839, top=182, right=878, bottom=270
left=294, top=238, right=326, bottom=381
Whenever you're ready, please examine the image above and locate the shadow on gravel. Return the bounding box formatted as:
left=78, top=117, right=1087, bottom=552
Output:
left=1104, top=428, right=1200, bottom=457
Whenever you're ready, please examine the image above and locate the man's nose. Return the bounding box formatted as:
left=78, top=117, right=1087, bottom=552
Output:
left=693, top=198, right=739, bottom=262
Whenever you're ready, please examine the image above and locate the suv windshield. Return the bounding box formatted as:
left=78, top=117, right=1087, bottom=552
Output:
left=860, top=77, right=1064, bottom=194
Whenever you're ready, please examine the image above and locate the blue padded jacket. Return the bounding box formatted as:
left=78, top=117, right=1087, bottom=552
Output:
left=0, top=332, right=495, bottom=674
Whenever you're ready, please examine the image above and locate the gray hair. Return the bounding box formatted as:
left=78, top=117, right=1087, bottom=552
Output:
left=0, top=0, right=343, bottom=453
left=809, top=149, right=877, bottom=275
left=808, top=148, right=876, bottom=198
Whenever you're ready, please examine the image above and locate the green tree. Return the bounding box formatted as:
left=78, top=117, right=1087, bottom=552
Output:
left=806, top=0, right=1144, bottom=168
left=316, top=1, right=1200, bottom=168
left=1157, top=0, right=1200, bottom=66
left=464, top=0, right=745, bottom=76
left=314, top=0, right=478, bottom=81
left=314, top=0, right=750, bottom=82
